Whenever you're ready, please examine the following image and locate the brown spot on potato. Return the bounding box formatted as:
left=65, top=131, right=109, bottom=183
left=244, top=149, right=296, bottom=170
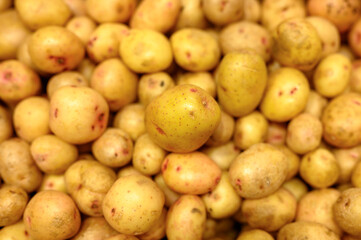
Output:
left=154, top=123, right=166, bottom=135
left=122, top=149, right=129, bottom=155
left=91, top=125, right=95, bottom=130
left=353, top=100, right=361, bottom=106
left=49, top=56, right=66, bottom=65
left=91, top=200, right=99, bottom=209
left=186, top=51, right=191, bottom=59
left=278, top=91, right=283, bottom=96
left=261, top=37, right=267, bottom=45
left=47, top=182, right=54, bottom=188
left=345, top=199, right=351, bottom=207
left=191, top=208, right=202, bottom=214
left=176, top=166, right=181, bottom=172
left=236, top=178, right=242, bottom=191
left=98, top=113, right=105, bottom=122
left=54, top=108, right=58, bottom=118
left=3, top=71, right=12, bottom=80
left=162, top=158, right=169, bottom=172
left=24, top=230, right=29, bottom=236
left=215, top=177, right=220, bottom=184
left=357, top=32, right=361, bottom=44
left=27, top=216, right=31, bottom=225
left=290, top=87, right=298, bottom=95
left=77, top=184, right=82, bottom=190
left=114, top=152, right=118, bottom=157
left=87, top=36, right=97, bottom=47
left=111, top=208, right=116, bottom=216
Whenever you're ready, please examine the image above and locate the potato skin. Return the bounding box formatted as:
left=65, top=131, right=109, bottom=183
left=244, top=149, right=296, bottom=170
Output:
left=85, top=0, right=136, bottom=23
left=236, top=229, right=274, bottom=240
left=277, top=221, right=340, bottom=240
left=202, top=0, right=243, bottom=26
left=71, top=217, right=119, bottom=240
left=349, top=18, right=361, bottom=57
left=0, top=105, right=13, bottom=144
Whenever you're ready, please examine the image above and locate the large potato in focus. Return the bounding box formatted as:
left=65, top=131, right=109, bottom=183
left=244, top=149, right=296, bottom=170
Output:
left=145, top=84, right=220, bottom=153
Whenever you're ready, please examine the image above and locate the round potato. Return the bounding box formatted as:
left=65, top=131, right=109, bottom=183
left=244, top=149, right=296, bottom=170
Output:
left=85, top=0, right=136, bottom=23
left=202, top=141, right=241, bottom=171
left=277, top=221, right=340, bottom=240
left=173, top=0, right=210, bottom=30
left=202, top=0, right=243, bottom=26
left=66, top=16, right=97, bottom=45
left=304, top=90, right=328, bottom=119
left=0, top=105, right=12, bottom=143
left=282, top=178, right=308, bottom=202
left=47, top=71, right=88, bottom=99
left=206, top=110, right=235, bottom=147
left=236, top=229, right=274, bottom=240
left=154, top=173, right=180, bottom=207
left=38, top=174, right=67, bottom=193
left=71, top=217, right=119, bottom=240
left=176, top=71, right=216, bottom=98
left=229, top=143, right=288, bottom=199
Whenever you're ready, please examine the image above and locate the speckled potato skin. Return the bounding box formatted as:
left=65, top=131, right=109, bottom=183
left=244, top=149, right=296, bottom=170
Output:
left=85, top=0, right=137, bottom=23
left=202, top=0, right=243, bottom=26
left=102, top=175, right=165, bottom=235
left=277, top=221, right=340, bottom=240
left=260, top=68, right=310, bottom=122
left=130, top=0, right=181, bottom=33
left=216, top=51, right=267, bottom=117
left=0, top=184, right=28, bottom=226
left=349, top=18, right=361, bottom=58
left=296, top=188, right=342, bottom=236
left=29, top=26, right=85, bottom=74
left=333, top=188, right=361, bottom=237
left=0, top=105, right=13, bottom=143
left=229, top=143, right=288, bottom=199
left=170, top=28, right=220, bottom=72
left=236, top=229, right=274, bottom=240
left=71, top=217, right=119, bottom=240
left=161, top=151, right=222, bottom=195
left=23, top=191, right=81, bottom=240
left=166, top=195, right=206, bottom=240
left=272, top=18, right=322, bottom=71
left=66, top=16, right=97, bottom=45
left=206, top=110, right=235, bottom=147
left=322, top=93, right=361, bottom=148
left=173, top=0, right=209, bottom=30
left=138, top=208, right=167, bottom=240
left=49, top=86, right=109, bottom=145
left=120, top=29, right=173, bottom=73
left=47, top=71, right=88, bottom=99
left=145, top=84, right=221, bottom=153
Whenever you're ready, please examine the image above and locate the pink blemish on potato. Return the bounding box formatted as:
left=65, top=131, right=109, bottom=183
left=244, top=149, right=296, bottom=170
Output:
left=344, top=65, right=349, bottom=70
left=26, top=216, right=31, bottom=225
left=167, top=1, right=173, bottom=8
left=148, top=78, right=157, bottom=88
left=3, top=71, right=12, bottom=81
left=87, top=36, right=97, bottom=47
left=238, top=28, right=244, bottom=33
left=351, top=152, right=359, bottom=158
left=108, top=47, right=113, bottom=53
left=122, top=149, right=129, bottom=155
left=278, top=91, right=283, bottom=96
left=290, top=87, right=298, bottom=95
left=215, top=177, right=220, bottom=184
left=186, top=51, right=191, bottom=59
left=47, top=182, right=54, bottom=188
left=73, top=209, right=77, bottom=219
left=111, top=208, right=116, bottom=216
left=261, top=37, right=267, bottom=45
left=24, top=230, right=29, bottom=237
left=353, top=100, right=361, bottom=106
left=190, top=88, right=197, bottom=92
left=49, top=56, right=66, bottom=65
left=91, top=200, right=99, bottom=209
left=54, top=108, right=58, bottom=118
left=121, top=29, right=129, bottom=36
left=176, top=166, right=181, bottom=172
left=356, top=32, right=361, bottom=43
left=219, top=0, right=227, bottom=11
left=235, top=178, right=242, bottom=191
left=162, top=158, right=169, bottom=172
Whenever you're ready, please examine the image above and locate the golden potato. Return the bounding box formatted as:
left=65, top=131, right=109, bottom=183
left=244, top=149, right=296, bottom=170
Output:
left=242, top=0, right=261, bottom=22
left=38, top=174, right=66, bottom=193
left=334, top=146, right=361, bottom=184
left=202, top=0, right=243, bottom=26
left=349, top=18, right=361, bottom=58
left=85, top=0, right=137, bottom=23
left=117, top=165, right=147, bottom=179
left=236, top=229, right=274, bottom=240
left=205, top=110, right=235, bottom=147
left=304, top=90, right=328, bottom=119
left=202, top=142, right=240, bottom=171
left=173, top=0, right=210, bottom=30
left=277, top=221, right=340, bottom=240
left=47, top=71, right=88, bottom=99
left=176, top=71, right=216, bottom=97
left=0, top=105, right=12, bottom=143
left=154, top=173, right=180, bottom=207
left=138, top=208, right=167, bottom=240
left=0, top=220, right=34, bottom=240
left=71, top=217, right=119, bottom=240
left=265, top=122, right=287, bottom=146
left=282, top=177, right=308, bottom=201
left=66, top=16, right=97, bottom=45
left=77, top=58, right=95, bottom=82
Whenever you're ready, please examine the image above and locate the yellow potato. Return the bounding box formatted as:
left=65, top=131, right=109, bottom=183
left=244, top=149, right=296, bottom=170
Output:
left=154, top=173, right=180, bottom=207
left=236, top=229, right=274, bottom=240
left=38, top=174, right=66, bottom=193
left=16, top=35, right=42, bottom=73
left=206, top=110, right=235, bottom=147
left=304, top=90, right=328, bottom=119
left=202, top=141, right=240, bottom=171
left=338, top=44, right=356, bottom=61
left=202, top=0, right=243, bottom=26
left=0, top=105, right=12, bottom=144
left=176, top=71, right=216, bottom=97
left=282, top=177, right=308, bottom=202
left=117, top=165, right=147, bottom=179
left=352, top=161, right=361, bottom=188
left=71, top=217, right=119, bottom=240
left=277, top=221, right=340, bottom=240
left=350, top=60, right=361, bottom=93
left=63, top=0, right=87, bottom=16
left=274, top=145, right=300, bottom=180
left=173, top=0, right=210, bottom=30
left=265, top=122, right=287, bottom=146
left=349, top=18, right=361, bottom=58
left=66, top=16, right=97, bottom=45
left=242, top=0, right=261, bottom=22
left=47, top=71, right=88, bottom=99
left=138, top=208, right=167, bottom=240
left=333, top=146, right=361, bottom=184
left=85, top=0, right=137, bottom=23
left=77, top=58, right=96, bottom=82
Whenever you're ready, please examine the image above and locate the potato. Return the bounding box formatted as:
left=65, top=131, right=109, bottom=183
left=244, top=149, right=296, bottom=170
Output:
left=173, top=0, right=210, bottom=30
left=216, top=51, right=267, bottom=117
left=138, top=72, right=175, bottom=106
left=277, top=221, right=340, bottom=240
left=120, top=29, right=173, bottom=73
left=0, top=184, right=28, bottom=226
left=132, top=133, right=166, bottom=176
left=170, top=28, right=220, bottom=72
left=65, top=160, right=116, bottom=216
left=23, top=191, right=81, bottom=240
left=138, top=208, right=167, bottom=240
left=233, top=111, right=268, bottom=150
left=307, top=0, right=361, bottom=33
left=206, top=110, right=235, bottom=147
left=154, top=173, right=180, bottom=207
left=229, top=143, right=288, bottom=199
left=300, top=148, right=339, bottom=188
left=265, top=122, right=287, bottom=146
left=47, top=71, right=88, bottom=99
left=338, top=44, right=356, bottom=61
left=282, top=177, right=308, bottom=201
left=13, top=97, right=50, bottom=142
left=29, top=26, right=85, bottom=74
left=203, top=218, right=217, bottom=239
left=16, top=35, right=41, bottom=73
left=176, top=71, right=216, bottom=97
left=71, top=217, right=119, bottom=240
left=162, top=151, right=221, bottom=194
left=0, top=10, right=31, bottom=61
left=242, top=188, right=296, bottom=232
left=274, top=145, right=300, bottom=180
left=0, top=0, right=11, bottom=12
left=102, top=175, right=165, bottom=235
left=322, top=93, right=361, bottom=148
left=49, top=86, right=109, bottom=144
left=166, top=195, right=206, bottom=240
left=117, top=165, right=146, bottom=179
left=350, top=60, right=361, bottom=93
left=145, top=84, right=221, bottom=153
left=202, top=0, right=243, bottom=26
left=333, top=188, right=361, bottom=236
left=92, top=128, right=133, bottom=168
left=63, top=0, right=87, bottom=16
left=105, top=235, right=139, bottom=240
left=242, top=0, right=261, bottom=22
left=304, top=90, right=328, bottom=119
left=261, top=0, right=306, bottom=31
left=38, top=174, right=66, bottom=193
left=343, top=235, right=361, bottom=240
left=0, top=220, right=34, bottom=240
left=351, top=161, right=361, bottom=188
left=219, top=21, right=272, bottom=62
left=0, top=60, right=41, bottom=103
left=313, top=54, right=351, bottom=98
left=77, top=58, right=96, bottom=82
left=306, top=16, right=340, bottom=59
left=0, top=138, right=42, bottom=192
left=202, top=172, right=241, bottom=219
left=66, top=16, right=97, bottom=45
left=112, top=104, right=145, bottom=140
left=236, top=229, right=274, bottom=240
left=334, top=146, right=361, bottom=184
left=0, top=105, right=12, bottom=143
left=131, top=0, right=181, bottom=33
left=349, top=18, right=361, bottom=58
left=260, top=68, right=310, bottom=122
left=85, top=0, right=136, bottom=23
left=202, top=142, right=240, bottom=171
left=272, top=18, right=322, bottom=71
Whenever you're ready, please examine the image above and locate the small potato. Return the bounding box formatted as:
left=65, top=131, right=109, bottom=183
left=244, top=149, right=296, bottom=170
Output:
left=0, top=138, right=42, bottom=192
left=0, top=60, right=41, bottom=103
left=322, top=93, right=361, bottom=148
left=171, top=28, right=220, bottom=72
left=120, top=29, right=173, bottom=73
left=176, top=71, right=216, bottom=97
left=229, top=143, right=288, bottom=199
left=219, top=21, right=272, bottom=62
left=333, top=188, right=361, bottom=236
left=206, top=110, right=235, bottom=147
left=77, top=58, right=96, bottom=82
left=85, top=0, right=136, bottom=23
left=23, top=191, right=81, bottom=240
left=313, top=54, right=351, bottom=98
left=65, top=160, right=117, bottom=216
left=138, top=72, right=175, bottom=106
left=233, top=111, right=268, bottom=150
left=29, top=26, right=85, bottom=74
left=162, top=151, right=222, bottom=195
left=277, top=221, right=340, bottom=240
left=71, top=217, right=119, bottom=240
left=333, top=146, right=361, bottom=184
left=38, top=174, right=67, bottom=193
left=265, top=122, right=287, bottom=146
left=349, top=18, right=361, bottom=58
left=216, top=51, right=267, bottom=117
left=202, top=142, right=240, bottom=171
left=272, top=18, right=322, bottom=71
left=202, top=172, right=241, bottom=219
left=307, top=0, right=361, bottom=33
left=173, top=0, right=210, bottom=30
left=0, top=105, right=12, bottom=143
left=304, top=90, right=328, bottom=119
left=202, top=0, right=243, bottom=26
left=260, top=68, right=310, bottom=122
left=66, top=16, right=97, bottom=45
left=166, top=195, right=206, bottom=240
left=49, top=86, right=109, bottom=144
left=242, top=0, right=261, bottom=22
left=117, top=165, right=146, bottom=179
left=274, top=145, right=300, bottom=180
left=154, top=173, right=180, bottom=207
left=351, top=161, right=361, bottom=188
left=102, top=175, right=165, bottom=235
left=13, top=97, right=50, bottom=142
left=30, top=134, right=78, bottom=174
left=92, top=128, right=133, bottom=168
left=133, top=133, right=167, bottom=176
left=131, top=0, right=181, bottom=33
left=296, top=188, right=342, bottom=235
left=0, top=184, right=28, bottom=227
left=138, top=208, right=167, bottom=240
left=236, top=229, right=274, bottom=240
left=47, top=71, right=88, bottom=99
left=300, top=148, right=340, bottom=188
left=306, top=16, right=340, bottom=59
left=113, top=104, right=145, bottom=140
left=282, top=178, right=308, bottom=201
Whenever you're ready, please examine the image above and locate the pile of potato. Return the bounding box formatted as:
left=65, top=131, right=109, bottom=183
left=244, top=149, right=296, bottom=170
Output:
left=2, top=0, right=361, bottom=239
